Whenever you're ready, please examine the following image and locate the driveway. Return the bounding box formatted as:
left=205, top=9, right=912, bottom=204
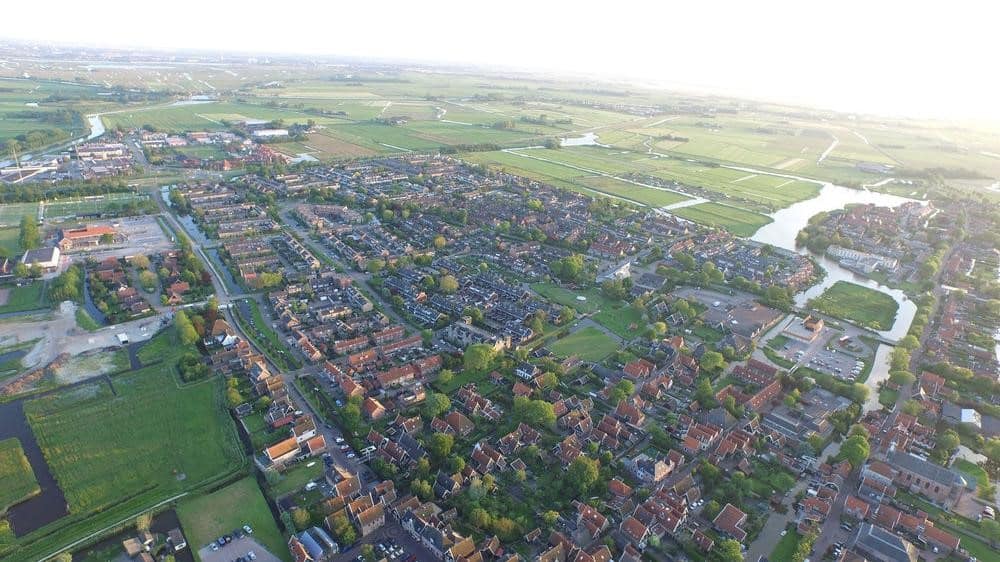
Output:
left=198, top=537, right=282, bottom=562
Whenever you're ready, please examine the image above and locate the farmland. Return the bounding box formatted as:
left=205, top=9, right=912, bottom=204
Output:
left=177, top=477, right=290, bottom=561
left=547, top=326, right=619, bottom=362
left=0, top=282, right=47, bottom=314
left=10, top=350, right=245, bottom=560
left=670, top=202, right=773, bottom=237
left=807, top=281, right=899, bottom=331
left=0, top=438, right=40, bottom=512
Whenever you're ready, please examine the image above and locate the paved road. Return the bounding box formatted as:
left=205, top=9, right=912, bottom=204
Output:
left=745, top=478, right=810, bottom=562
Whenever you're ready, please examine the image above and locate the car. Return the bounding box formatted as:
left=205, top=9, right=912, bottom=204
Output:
left=224, top=535, right=233, bottom=544
left=243, top=525, right=253, bottom=534
left=780, top=530, right=787, bottom=536
left=378, top=544, right=386, bottom=553
left=335, top=437, right=345, bottom=444
left=217, top=538, right=227, bottom=547
left=840, top=523, right=853, bottom=532
left=248, top=552, right=257, bottom=561
left=347, top=452, right=356, bottom=458
left=211, top=543, right=220, bottom=552
left=340, top=444, right=351, bottom=451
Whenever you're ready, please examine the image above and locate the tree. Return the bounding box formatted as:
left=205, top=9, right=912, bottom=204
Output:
left=470, top=507, right=492, bottom=529
left=716, top=539, right=744, bottom=562
left=513, top=396, right=556, bottom=428
left=174, top=310, right=199, bottom=345
left=898, top=334, right=920, bottom=350
left=551, top=254, right=587, bottom=283
left=538, top=372, right=558, bottom=390
left=13, top=262, right=28, bottom=278
left=700, top=350, right=726, bottom=372
left=139, top=270, right=158, bottom=291
left=838, top=434, right=870, bottom=469
left=610, top=379, right=635, bottom=403
left=422, top=392, right=451, bottom=419
left=784, top=388, right=801, bottom=408
left=411, top=479, right=432, bottom=500
left=463, top=343, right=496, bottom=372
left=699, top=460, right=721, bottom=487
left=649, top=321, right=667, bottom=338
left=933, top=429, right=960, bottom=462
left=694, top=377, right=718, bottom=409
left=361, top=544, right=376, bottom=562
left=328, top=513, right=357, bottom=545
left=437, top=369, right=454, bottom=386
left=889, top=370, right=915, bottom=387
left=426, top=432, right=454, bottom=462
left=433, top=235, right=446, bottom=249
left=567, top=455, right=600, bottom=495
left=19, top=215, right=40, bottom=250
left=901, top=400, right=923, bottom=416
left=291, top=507, right=311, bottom=531
left=366, top=259, right=384, bottom=274
left=559, top=305, right=576, bottom=325
left=542, top=510, right=560, bottom=527
left=439, top=274, right=459, bottom=294
left=491, top=517, right=518, bottom=541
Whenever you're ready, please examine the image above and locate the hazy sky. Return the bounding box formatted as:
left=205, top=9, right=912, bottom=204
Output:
left=3, top=0, right=998, bottom=121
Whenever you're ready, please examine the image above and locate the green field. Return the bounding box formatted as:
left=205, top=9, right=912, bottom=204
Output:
left=177, top=477, right=289, bottom=562
left=0, top=203, right=39, bottom=229
left=807, top=281, right=899, bottom=330
left=0, top=438, right=40, bottom=512
left=267, top=461, right=325, bottom=498
left=670, top=202, right=773, bottom=237
left=0, top=282, right=47, bottom=314
left=592, top=306, right=645, bottom=339
left=769, top=528, right=801, bottom=561
left=547, top=326, right=619, bottom=362
left=42, top=193, right=150, bottom=219
left=529, top=283, right=614, bottom=314
left=0, top=228, right=21, bottom=256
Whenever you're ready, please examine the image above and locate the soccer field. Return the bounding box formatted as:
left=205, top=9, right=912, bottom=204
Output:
left=41, top=193, right=150, bottom=219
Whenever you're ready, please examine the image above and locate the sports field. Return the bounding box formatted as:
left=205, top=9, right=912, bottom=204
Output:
left=0, top=228, right=21, bottom=256
left=0, top=438, right=40, bottom=512
left=41, top=193, right=150, bottom=219
left=807, top=281, right=899, bottom=330
left=177, top=477, right=289, bottom=561
left=548, top=326, right=619, bottom=362
left=670, top=202, right=773, bottom=237
left=0, top=203, right=39, bottom=228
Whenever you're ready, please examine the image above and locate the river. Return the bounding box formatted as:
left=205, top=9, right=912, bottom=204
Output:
left=751, top=180, right=923, bottom=341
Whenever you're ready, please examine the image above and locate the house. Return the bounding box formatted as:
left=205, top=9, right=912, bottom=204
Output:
left=362, top=397, right=387, bottom=421
left=887, top=449, right=967, bottom=507
left=167, top=528, right=187, bottom=552
left=444, top=411, right=475, bottom=436
left=58, top=225, right=120, bottom=251
left=21, top=247, right=61, bottom=271
left=848, top=523, right=918, bottom=562
left=265, top=436, right=301, bottom=466
left=620, top=516, right=649, bottom=549
left=712, top=503, right=748, bottom=542
left=844, top=495, right=870, bottom=520
left=515, top=363, right=539, bottom=380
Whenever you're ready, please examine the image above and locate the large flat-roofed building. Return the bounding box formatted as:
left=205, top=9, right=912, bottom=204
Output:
left=21, top=247, right=61, bottom=271
left=58, top=225, right=120, bottom=251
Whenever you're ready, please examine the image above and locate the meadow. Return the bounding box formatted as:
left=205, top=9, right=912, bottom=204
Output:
left=547, top=326, right=619, bottom=362
left=807, top=281, right=899, bottom=330
left=670, top=202, right=773, bottom=237
left=177, top=477, right=289, bottom=561
left=0, top=438, right=40, bottom=512
left=0, top=282, right=47, bottom=314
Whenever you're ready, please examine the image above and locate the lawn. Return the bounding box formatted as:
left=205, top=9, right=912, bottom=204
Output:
left=137, top=326, right=180, bottom=365
left=74, top=307, right=102, bottom=331
left=0, top=438, right=40, bottom=512
left=177, top=477, right=290, bottom=562
left=670, top=202, right=773, bottom=237
left=953, top=459, right=994, bottom=499
left=547, top=326, right=619, bottom=362
left=234, top=299, right=302, bottom=370
left=592, top=306, right=644, bottom=339
left=0, top=202, right=40, bottom=229
left=0, top=282, right=47, bottom=314
left=0, top=228, right=21, bottom=256
left=42, top=193, right=150, bottom=219
left=529, top=283, right=613, bottom=314
left=879, top=388, right=899, bottom=408
left=769, top=528, right=801, bottom=561
left=23, top=360, right=243, bottom=524
left=807, top=281, right=899, bottom=331
left=267, top=461, right=325, bottom=498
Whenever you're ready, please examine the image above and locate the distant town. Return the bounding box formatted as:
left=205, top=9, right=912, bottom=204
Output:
left=0, top=41, right=997, bottom=562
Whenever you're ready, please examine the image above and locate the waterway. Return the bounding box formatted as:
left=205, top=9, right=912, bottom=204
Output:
left=751, top=180, right=923, bottom=341
left=0, top=399, right=70, bottom=536
left=560, top=132, right=608, bottom=147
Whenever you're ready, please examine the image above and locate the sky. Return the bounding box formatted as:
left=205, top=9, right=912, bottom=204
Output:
left=3, top=0, right=999, bottom=121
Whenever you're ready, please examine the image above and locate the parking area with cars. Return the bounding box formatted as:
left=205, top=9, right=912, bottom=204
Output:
left=331, top=521, right=437, bottom=562
left=196, top=526, right=283, bottom=562
left=765, top=318, right=874, bottom=381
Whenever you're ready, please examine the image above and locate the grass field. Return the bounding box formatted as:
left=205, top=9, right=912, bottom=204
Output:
left=0, top=282, right=47, bottom=314
left=529, top=283, right=615, bottom=314
left=807, top=281, right=899, bottom=330
left=769, top=528, right=801, bottom=561
left=0, top=438, right=40, bottom=512
left=592, top=306, right=644, bottom=339
left=670, top=202, right=773, bottom=237
left=24, top=359, right=243, bottom=520
left=0, top=203, right=39, bottom=229
left=41, top=193, right=150, bottom=219
left=267, top=461, right=325, bottom=498
left=0, top=228, right=21, bottom=256
left=177, top=477, right=289, bottom=561
left=548, top=326, right=619, bottom=362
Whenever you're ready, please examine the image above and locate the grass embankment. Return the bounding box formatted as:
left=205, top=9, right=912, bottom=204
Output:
left=0, top=438, right=40, bottom=512
left=808, top=281, right=898, bottom=331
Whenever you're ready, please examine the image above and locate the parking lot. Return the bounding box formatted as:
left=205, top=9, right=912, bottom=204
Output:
left=331, top=520, right=437, bottom=562
left=765, top=318, right=873, bottom=381
left=198, top=536, right=282, bottom=562
left=64, top=215, right=176, bottom=261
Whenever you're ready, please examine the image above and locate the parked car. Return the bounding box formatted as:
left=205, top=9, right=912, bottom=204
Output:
left=243, top=524, right=253, bottom=534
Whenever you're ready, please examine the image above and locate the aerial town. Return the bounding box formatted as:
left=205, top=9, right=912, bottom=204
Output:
left=0, top=31, right=998, bottom=562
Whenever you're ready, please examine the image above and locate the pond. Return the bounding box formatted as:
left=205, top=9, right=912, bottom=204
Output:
left=559, top=132, right=608, bottom=147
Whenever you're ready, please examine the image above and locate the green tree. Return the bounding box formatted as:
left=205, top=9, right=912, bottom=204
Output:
left=426, top=432, right=454, bottom=462
left=716, top=539, right=744, bottom=562
left=174, top=310, right=199, bottom=345
left=421, top=392, right=451, bottom=419
left=19, top=215, right=40, bottom=250
left=513, top=396, right=556, bottom=428
left=838, top=434, right=870, bottom=469
left=291, top=507, right=311, bottom=531
left=542, top=510, right=560, bottom=527
left=694, top=377, right=718, bottom=408
left=567, top=455, right=600, bottom=495
left=437, top=369, right=454, bottom=386
left=463, top=343, right=496, bottom=372
left=411, top=479, right=432, bottom=500
left=438, top=274, right=459, bottom=294
left=610, top=379, right=635, bottom=403
left=361, top=544, right=376, bottom=562
left=700, top=350, right=726, bottom=372
left=470, top=507, right=492, bottom=529
left=433, top=235, right=446, bottom=249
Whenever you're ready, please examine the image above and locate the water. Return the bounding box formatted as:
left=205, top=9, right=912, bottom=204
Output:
left=560, top=132, right=608, bottom=147
left=751, top=181, right=923, bottom=341
left=0, top=400, right=69, bottom=535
